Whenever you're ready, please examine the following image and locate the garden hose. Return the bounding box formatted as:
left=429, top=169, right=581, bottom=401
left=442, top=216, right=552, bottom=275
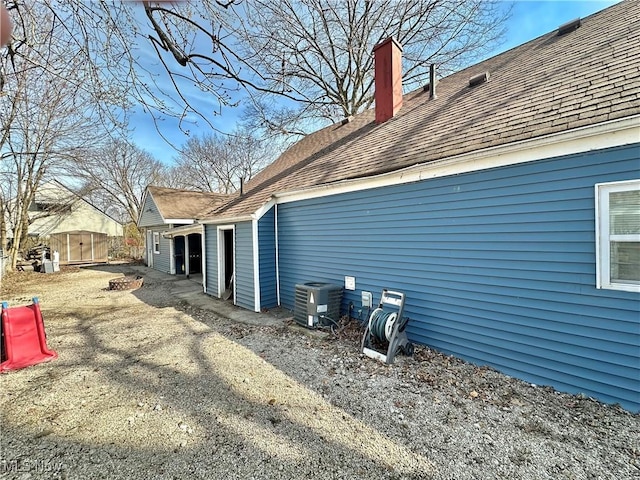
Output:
left=368, top=309, right=397, bottom=342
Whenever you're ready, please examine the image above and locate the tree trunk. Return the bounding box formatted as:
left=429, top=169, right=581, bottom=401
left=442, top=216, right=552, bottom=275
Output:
left=0, top=197, right=7, bottom=253
left=8, top=218, right=23, bottom=271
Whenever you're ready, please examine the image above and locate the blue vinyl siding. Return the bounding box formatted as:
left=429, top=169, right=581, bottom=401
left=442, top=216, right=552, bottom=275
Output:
left=204, top=224, right=218, bottom=296
left=148, top=227, right=171, bottom=274
left=235, top=222, right=255, bottom=311
left=276, top=144, right=640, bottom=411
left=138, top=195, right=164, bottom=227
left=258, top=208, right=278, bottom=309
left=150, top=224, right=189, bottom=275
left=139, top=194, right=168, bottom=271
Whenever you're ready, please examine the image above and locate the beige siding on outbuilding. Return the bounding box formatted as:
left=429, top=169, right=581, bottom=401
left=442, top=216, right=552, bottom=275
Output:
left=48, top=231, right=109, bottom=264
left=30, top=200, right=123, bottom=238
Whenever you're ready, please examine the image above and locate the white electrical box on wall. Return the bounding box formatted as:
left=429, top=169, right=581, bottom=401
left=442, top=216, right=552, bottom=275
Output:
left=344, top=276, right=356, bottom=290
left=361, top=291, right=372, bottom=308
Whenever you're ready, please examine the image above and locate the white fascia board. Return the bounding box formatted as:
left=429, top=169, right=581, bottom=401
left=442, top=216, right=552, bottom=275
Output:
left=199, top=199, right=276, bottom=225
left=274, top=116, right=640, bottom=204
left=198, top=199, right=276, bottom=226
left=253, top=198, right=276, bottom=220
left=164, top=218, right=195, bottom=224
left=200, top=215, right=254, bottom=224
left=162, top=223, right=203, bottom=238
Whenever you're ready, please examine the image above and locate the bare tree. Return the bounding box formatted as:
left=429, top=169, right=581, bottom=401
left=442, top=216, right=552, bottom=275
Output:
left=6, top=0, right=269, bottom=139
left=67, top=139, right=170, bottom=225
left=0, top=1, right=222, bottom=147
left=6, top=1, right=508, bottom=144
left=0, top=1, right=256, bottom=267
left=171, top=130, right=271, bottom=194
left=15, top=1, right=508, bottom=141
left=130, top=0, right=508, bottom=138
left=235, top=0, right=509, bottom=136
left=1, top=0, right=510, bottom=264
left=2, top=1, right=306, bottom=143
left=0, top=1, right=106, bottom=269
left=3, top=1, right=131, bottom=131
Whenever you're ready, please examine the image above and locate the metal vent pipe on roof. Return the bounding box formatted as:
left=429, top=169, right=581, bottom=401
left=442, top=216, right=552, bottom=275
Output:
left=469, top=71, right=490, bottom=88
left=557, top=18, right=581, bottom=36
left=429, top=64, right=437, bottom=100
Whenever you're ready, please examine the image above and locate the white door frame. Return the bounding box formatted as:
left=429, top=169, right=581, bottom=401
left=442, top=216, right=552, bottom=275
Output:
left=217, top=225, right=235, bottom=301
left=146, top=229, right=154, bottom=268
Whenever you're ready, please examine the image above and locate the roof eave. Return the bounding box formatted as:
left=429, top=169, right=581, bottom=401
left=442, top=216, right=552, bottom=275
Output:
left=164, top=219, right=196, bottom=224
left=199, top=214, right=254, bottom=225
left=273, top=115, right=640, bottom=204
left=162, top=223, right=203, bottom=238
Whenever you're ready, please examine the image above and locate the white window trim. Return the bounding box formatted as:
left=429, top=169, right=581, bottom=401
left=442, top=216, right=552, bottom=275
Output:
left=595, top=179, right=640, bottom=293
left=153, top=232, right=160, bottom=254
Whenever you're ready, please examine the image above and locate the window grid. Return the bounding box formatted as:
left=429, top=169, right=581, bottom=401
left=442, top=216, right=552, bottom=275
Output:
left=596, top=180, right=640, bottom=292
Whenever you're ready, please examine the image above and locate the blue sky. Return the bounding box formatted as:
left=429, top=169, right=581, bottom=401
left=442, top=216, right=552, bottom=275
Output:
left=129, top=0, right=621, bottom=162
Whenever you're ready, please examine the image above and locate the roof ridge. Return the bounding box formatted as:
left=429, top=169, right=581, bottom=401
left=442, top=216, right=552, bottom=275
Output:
left=148, top=185, right=230, bottom=197
left=201, top=0, right=639, bottom=221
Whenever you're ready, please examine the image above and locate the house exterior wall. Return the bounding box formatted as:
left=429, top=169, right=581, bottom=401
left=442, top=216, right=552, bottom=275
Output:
left=258, top=207, right=278, bottom=309
left=204, top=224, right=219, bottom=295
left=147, top=226, right=172, bottom=274
left=276, top=144, right=640, bottom=411
left=235, top=221, right=256, bottom=311
left=138, top=194, right=164, bottom=227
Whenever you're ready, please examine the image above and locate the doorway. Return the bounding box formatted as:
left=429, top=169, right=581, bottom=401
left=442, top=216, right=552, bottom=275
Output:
left=174, top=236, right=185, bottom=274
left=187, top=233, right=202, bottom=274
left=218, top=227, right=234, bottom=300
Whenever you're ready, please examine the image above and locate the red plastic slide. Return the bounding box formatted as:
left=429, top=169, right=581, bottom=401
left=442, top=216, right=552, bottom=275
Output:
left=0, top=297, right=57, bottom=372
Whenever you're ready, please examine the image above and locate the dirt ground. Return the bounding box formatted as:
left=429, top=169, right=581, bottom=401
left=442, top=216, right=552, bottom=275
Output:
left=0, top=264, right=638, bottom=480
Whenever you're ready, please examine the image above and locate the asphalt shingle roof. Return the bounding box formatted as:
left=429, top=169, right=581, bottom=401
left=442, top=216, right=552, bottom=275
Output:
left=207, top=0, right=639, bottom=221
left=146, top=186, right=229, bottom=221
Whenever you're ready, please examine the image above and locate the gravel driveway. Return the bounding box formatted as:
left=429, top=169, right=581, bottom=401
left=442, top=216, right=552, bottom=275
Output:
left=1, top=264, right=638, bottom=479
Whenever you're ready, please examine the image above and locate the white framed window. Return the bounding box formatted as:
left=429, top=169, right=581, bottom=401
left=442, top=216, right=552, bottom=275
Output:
left=595, top=179, right=640, bottom=292
left=153, top=232, right=160, bottom=254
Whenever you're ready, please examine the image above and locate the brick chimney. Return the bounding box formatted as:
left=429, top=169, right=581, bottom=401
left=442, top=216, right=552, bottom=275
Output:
left=373, top=37, right=403, bottom=124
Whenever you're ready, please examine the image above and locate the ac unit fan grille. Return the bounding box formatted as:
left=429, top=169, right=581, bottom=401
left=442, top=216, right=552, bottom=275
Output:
left=293, top=283, right=343, bottom=328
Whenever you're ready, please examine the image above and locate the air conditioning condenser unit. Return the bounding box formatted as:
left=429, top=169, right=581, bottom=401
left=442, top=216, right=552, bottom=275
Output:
left=294, top=282, right=342, bottom=328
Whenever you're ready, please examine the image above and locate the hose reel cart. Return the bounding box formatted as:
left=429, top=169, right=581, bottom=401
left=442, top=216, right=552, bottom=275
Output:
left=361, top=289, right=414, bottom=364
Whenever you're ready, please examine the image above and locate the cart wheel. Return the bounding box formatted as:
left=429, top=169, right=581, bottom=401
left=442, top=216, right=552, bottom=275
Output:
left=404, top=343, right=414, bottom=357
